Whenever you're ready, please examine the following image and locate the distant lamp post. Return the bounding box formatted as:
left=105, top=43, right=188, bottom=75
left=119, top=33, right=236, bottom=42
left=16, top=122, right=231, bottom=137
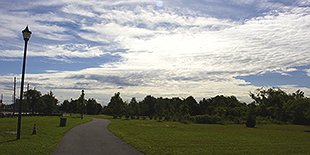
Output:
left=17, top=26, right=32, bottom=140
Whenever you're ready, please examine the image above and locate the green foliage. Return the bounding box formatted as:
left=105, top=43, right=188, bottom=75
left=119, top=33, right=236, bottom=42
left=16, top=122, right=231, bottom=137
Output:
left=251, top=88, right=310, bottom=125
left=59, top=91, right=103, bottom=115
left=190, top=114, right=222, bottom=124
left=24, top=89, right=41, bottom=113
left=184, top=96, right=199, bottom=116
left=284, top=98, right=310, bottom=125
left=106, top=92, right=126, bottom=118
left=246, top=109, right=256, bottom=128
left=21, top=89, right=58, bottom=114
left=128, top=97, right=139, bottom=117
left=40, top=91, right=58, bottom=114
left=86, top=99, right=102, bottom=115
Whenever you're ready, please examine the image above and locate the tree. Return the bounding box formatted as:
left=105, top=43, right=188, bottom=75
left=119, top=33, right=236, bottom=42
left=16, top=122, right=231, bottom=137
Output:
left=184, top=96, right=199, bottom=116
left=292, top=89, right=304, bottom=99
left=246, top=107, right=256, bottom=128
left=40, top=91, right=58, bottom=114
left=78, top=90, right=86, bottom=119
left=24, top=89, right=41, bottom=113
left=141, top=95, right=156, bottom=117
left=60, top=100, right=70, bottom=113
left=86, top=98, right=102, bottom=115
left=107, top=92, right=125, bottom=118
left=250, top=88, right=289, bottom=121
left=284, top=98, right=310, bottom=125
left=128, top=97, right=139, bottom=117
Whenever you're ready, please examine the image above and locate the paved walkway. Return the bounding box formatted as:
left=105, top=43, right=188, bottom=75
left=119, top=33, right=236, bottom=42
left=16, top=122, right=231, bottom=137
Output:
left=53, top=118, right=143, bottom=155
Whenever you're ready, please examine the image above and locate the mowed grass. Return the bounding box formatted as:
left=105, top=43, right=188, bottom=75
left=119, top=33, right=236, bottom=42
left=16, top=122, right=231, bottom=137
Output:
left=0, top=115, right=91, bottom=155
left=96, top=115, right=310, bottom=155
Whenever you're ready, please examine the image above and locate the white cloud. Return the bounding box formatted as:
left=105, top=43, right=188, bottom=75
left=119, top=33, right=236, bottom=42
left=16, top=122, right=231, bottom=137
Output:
left=0, top=0, right=309, bottom=104
left=306, top=69, right=310, bottom=77
left=0, top=44, right=107, bottom=58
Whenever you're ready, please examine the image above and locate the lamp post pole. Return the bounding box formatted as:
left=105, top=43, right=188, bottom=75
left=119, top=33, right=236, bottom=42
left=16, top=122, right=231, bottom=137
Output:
left=17, top=26, right=31, bottom=140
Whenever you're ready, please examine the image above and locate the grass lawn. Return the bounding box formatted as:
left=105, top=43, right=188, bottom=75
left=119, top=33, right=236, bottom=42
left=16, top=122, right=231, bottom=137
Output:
left=96, top=115, right=310, bottom=155
left=0, top=115, right=91, bottom=155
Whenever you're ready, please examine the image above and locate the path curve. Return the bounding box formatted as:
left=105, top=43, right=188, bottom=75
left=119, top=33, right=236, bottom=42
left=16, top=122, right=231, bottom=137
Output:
left=53, top=118, right=143, bottom=155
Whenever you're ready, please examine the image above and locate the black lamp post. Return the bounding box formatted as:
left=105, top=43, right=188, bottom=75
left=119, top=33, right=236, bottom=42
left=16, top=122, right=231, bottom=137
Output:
left=17, top=26, right=31, bottom=140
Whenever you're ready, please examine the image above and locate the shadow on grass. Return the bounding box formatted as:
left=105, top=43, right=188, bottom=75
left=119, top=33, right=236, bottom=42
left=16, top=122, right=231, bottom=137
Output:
left=0, top=139, right=17, bottom=144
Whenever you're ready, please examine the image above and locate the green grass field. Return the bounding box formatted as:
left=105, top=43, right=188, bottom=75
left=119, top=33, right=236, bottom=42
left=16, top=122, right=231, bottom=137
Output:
left=96, top=115, right=310, bottom=155
left=0, top=115, right=91, bottom=155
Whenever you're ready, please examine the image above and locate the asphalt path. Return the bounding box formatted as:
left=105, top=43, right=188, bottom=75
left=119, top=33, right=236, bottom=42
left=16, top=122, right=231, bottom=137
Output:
left=53, top=118, right=143, bottom=155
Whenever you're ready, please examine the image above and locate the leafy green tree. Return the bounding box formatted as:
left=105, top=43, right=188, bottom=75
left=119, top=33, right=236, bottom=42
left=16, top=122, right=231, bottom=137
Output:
left=40, top=91, right=58, bottom=114
left=141, top=95, right=157, bottom=117
left=284, top=98, right=310, bottom=125
left=246, top=110, right=256, bottom=128
left=86, top=98, right=102, bottom=115
left=128, top=97, right=139, bottom=117
left=250, top=88, right=290, bottom=121
left=78, top=90, right=86, bottom=119
left=184, top=96, right=199, bottom=116
left=107, top=92, right=125, bottom=118
left=60, top=100, right=70, bottom=113
left=24, top=89, right=41, bottom=113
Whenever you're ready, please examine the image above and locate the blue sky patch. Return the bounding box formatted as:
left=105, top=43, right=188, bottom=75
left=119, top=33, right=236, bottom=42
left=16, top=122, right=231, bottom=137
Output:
left=236, top=65, right=310, bottom=88
left=0, top=54, right=121, bottom=75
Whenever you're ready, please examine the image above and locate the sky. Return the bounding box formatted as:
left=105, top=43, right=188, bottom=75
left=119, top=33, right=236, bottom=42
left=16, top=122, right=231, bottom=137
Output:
left=0, top=0, right=309, bottom=105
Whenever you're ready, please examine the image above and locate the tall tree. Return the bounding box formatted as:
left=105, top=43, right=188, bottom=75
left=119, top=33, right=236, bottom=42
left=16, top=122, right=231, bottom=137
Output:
left=107, top=92, right=125, bottom=118
left=141, top=95, right=157, bottom=117
left=86, top=98, right=102, bottom=115
left=40, top=91, right=58, bottom=114
left=24, top=89, right=41, bottom=114
left=184, top=96, right=199, bottom=116
left=128, top=97, right=139, bottom=117
left=250, top=88, right=290, bottom=121
left=78, top=90, right=86, bottom=119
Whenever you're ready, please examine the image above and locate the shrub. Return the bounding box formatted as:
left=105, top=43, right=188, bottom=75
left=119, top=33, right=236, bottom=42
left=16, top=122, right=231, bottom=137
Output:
left=190, top=115, right=222, bottom=124
left=246, top=113, right=256, bottom=128
left=125, top=115, right=130, bottom=120
left=164, top=115, right=171, bottom=121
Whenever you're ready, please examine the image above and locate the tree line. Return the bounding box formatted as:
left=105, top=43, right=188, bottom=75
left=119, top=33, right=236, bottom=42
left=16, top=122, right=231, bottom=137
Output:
left=3, top=87, right=309, bottom=125
left=10, top=89, right=102, bottom=115
left=103, top=88, right=310, bottom=125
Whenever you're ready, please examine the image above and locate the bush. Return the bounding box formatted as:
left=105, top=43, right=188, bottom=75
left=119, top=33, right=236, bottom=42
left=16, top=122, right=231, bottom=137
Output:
left=246, top=113, right=256, bottom=128
left=125, top=115, right=130, bottom=120
left=164, top=115, right=171, bottom=121
left=190, top=115, right=222, bottom=124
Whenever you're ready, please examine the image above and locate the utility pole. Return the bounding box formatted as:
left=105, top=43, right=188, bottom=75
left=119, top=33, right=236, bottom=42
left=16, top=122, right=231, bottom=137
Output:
left=13, top=77, right=16, bottom=115
left=0, top=94, right=3, bottom=109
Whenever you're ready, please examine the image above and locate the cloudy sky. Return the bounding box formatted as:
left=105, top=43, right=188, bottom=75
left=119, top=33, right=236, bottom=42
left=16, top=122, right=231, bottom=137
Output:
left=0, top=0, right=309, bottom=105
